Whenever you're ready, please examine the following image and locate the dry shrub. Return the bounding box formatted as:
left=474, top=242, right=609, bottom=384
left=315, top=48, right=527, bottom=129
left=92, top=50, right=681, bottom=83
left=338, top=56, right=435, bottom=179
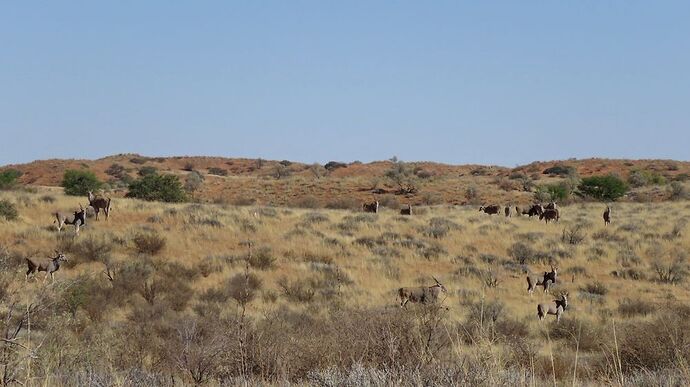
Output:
left=248, top=247, right=276, bottom=270
left=377, top=194, right=400, bottom=209
left=324, top=197, right=359, bottom=210
left=548, top=317, right=607, bottom=352
left=228, top=272, right=262, bottom=306
left=197, top=255, right=227, bottom=277
left=132, top=230, right=166, bottom=255
left=301, top=212, right=329, bottom=225
left=561, top=225, right=586, bottom=245
left=292, top=195, right=320, bottom=209
left=277, top=276, right=316, bottom=303
left=618, top=298, right=656, bottom=317
left=619, top=305, right=690, bottom=372
left=424, top=217, right=460, bottom=239
left=231, top=195, right=256, bottom=206
left=72, top=234, right=113, bottom=263
left=580, top=281, right=608, bottom=296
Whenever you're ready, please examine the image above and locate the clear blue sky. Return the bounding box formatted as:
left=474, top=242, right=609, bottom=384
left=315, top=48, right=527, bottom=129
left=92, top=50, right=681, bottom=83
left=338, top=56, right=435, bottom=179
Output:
left=1, top=1, right=689, bottom=167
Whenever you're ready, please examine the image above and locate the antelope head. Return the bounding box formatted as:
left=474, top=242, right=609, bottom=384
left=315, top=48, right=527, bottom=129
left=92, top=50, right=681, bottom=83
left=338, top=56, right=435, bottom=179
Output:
left=432, top=276, right=447, bottom=293
left=53, top=250, right=68, bottom=262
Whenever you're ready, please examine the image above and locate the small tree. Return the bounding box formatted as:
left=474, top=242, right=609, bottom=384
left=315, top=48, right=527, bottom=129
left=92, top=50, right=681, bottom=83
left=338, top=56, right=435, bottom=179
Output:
left=62, top=169, right=102, bottom=196
left=0, top=169, right=22, bottom=190
left=184, top=171, right=204, bottom=193
left=535, top=182, right=571, bottom=202
left=126, top=173, right=187, bottom=202
left=384, top=160, right=418, bottom=195
left=578, top=175, right=628, bottom=201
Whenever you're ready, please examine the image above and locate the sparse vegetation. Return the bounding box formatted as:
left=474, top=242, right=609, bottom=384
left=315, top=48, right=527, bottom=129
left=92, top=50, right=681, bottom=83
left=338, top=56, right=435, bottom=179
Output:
left=0, top=183, right=688, bottom=385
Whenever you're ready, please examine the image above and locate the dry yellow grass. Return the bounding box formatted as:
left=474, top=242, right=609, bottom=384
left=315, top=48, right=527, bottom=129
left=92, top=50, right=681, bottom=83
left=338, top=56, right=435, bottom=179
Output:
left=1, top=187, right=689, bottom=385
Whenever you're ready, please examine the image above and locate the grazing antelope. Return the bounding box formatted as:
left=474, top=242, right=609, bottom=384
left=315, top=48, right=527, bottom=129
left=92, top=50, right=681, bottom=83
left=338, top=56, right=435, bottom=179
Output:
left=603, top=206, right=611, bottom=226
left=400, top=204, right=412, bottom=215
left=88, top=191, right=112, bottom=221
left=362, top=200, right=379, bottom=213
left=504, top=206, right=512, bottom=217
left=479, top=204, right=501, bottom=215
left=526, top=204, right=544, bottom=217
left=537, top=293, right=568, bottom=322
left=526, top=265, right=558, bottom=296
left=26, top=251, right=69, bottom=283
left=539, top=208, right=560, bottom=224
left=53, top=204, right=87, bottom=235
left=398, top=277, right=447, bottom=307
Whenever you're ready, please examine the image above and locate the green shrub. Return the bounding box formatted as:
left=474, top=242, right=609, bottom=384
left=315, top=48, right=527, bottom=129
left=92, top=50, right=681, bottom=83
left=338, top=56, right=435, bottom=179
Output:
left=628, top=170, right=666, bottom=187
left=0, top=200, right=18, bottom=221
left=126, top=173, right=187, bottom=202
left=0, top=169, right=22, bottom=189
left=578, top=175, right=628, bottom=201
left=61, top=169, right=102, bottom=196
left=138, top=166, right=158, bottom=176
left=535, top=182, right=571, bottom=202
left=543, top=165, right=576, bottom=177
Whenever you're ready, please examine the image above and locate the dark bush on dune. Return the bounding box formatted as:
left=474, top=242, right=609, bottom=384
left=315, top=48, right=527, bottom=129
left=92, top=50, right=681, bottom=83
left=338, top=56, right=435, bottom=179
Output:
left=126, top=173, right=187, bottom=202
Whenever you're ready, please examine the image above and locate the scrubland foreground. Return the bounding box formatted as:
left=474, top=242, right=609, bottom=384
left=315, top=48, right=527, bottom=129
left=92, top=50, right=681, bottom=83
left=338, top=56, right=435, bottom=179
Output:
left=1, top=188, right=690, bottom=386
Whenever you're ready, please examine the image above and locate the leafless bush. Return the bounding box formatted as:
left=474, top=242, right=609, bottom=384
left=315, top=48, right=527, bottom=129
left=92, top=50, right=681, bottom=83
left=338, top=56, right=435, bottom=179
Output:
left=561, top=225, right=586, bottom=245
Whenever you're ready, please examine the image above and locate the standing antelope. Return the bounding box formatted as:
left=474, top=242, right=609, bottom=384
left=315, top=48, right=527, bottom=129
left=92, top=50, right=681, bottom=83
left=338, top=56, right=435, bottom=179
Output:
left=603, top=206, right=611, bottom=226
left=362, top=200, right=379, bottom=213
left=400, top=204, right=412, bottom=215
left=527, top=265, right=558, bottom=296
left=26, top=251, right=69, bottom=283
left=398, top=277, right=447, bottom=307
left=53, top=204, right=87, bottom=235
left=539, top=208, right=560, bottom=224
left=479, top=204, right=501, bottom=215
left=88, top=191, right=111, bottom=221
left=537, top=293, right=568, bottom=322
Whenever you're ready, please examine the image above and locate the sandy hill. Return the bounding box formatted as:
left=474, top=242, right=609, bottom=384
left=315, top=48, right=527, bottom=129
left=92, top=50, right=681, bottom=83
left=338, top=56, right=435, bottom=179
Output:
left=2, top=154, right=689, bottom=206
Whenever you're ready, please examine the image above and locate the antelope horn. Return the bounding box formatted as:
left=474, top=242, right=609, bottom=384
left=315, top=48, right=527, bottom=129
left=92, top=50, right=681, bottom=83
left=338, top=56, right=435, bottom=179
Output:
left=432, top=276, right=441, bottom=284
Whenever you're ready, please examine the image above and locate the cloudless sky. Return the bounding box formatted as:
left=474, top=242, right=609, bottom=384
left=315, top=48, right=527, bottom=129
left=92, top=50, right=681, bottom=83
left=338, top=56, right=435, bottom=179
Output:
left=1, top=1, right=689, bottom=167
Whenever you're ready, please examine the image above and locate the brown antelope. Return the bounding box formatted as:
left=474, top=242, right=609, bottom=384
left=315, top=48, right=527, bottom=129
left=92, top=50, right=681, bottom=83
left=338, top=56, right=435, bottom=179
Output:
left=526, top=265, right=558, bottom=296
left=53, top=204, right=87, bottom=235
left=537, top=293, right=568, bottom=322
left=88, top=191, right=111, bottom=220
left=400, top=204, right=412, bottom=215
left=26, top=251, right=69, bottom=283
left=362, top=200, right=379, bottom=213
left=398, top=277, right=447, bottom=307
left=539, top=208, right=560, bottom=224
left=526, top=204, right=544, bottom=217
left=479, top=204, right=501, bottom=215
left=603, top=205, right=611, bottom=226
